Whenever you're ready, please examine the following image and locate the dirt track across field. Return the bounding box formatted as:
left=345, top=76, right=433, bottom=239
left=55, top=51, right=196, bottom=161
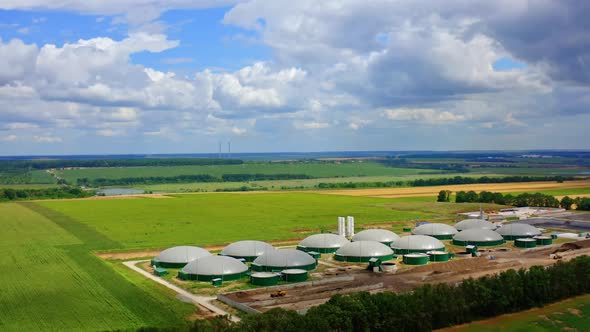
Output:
left=314, top=180, right=590, bottom=198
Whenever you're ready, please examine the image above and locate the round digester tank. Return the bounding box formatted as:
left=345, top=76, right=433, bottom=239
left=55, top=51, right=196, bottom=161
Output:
left=403, top=253, right=429, bottom=265
left=535, top=236, right=553, bottom=245
left=515, top=238, right=537, bottom=248
left=281, top=269, right=308, bottom=282
left=427, top=251, right=450, bottom=262
left=250, top=272, right=280, bottom=286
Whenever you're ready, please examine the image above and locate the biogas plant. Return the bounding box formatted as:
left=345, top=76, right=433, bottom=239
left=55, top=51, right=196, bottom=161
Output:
left=145, top=212, right=590, bottom=316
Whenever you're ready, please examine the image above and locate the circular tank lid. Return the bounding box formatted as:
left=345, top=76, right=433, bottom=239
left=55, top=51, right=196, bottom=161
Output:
left=251, top=272, right=278, bottom=278
left=517, top=238, right=537, bottom=242
left=427, top=251, right=447, bottom=255
left=391, top=235, right=445, bottom=250
left=221, top=240, right=274, bottom=257
left=453, top=228, right=503, bottom=242
left=155, top=246, right=211, bottom=264
left=352, top=229, right=400, bottom=243
left=404, top=253, right=428, bottom=258
left=181, top=255, right=248, bottom=276
left=496, top=223, right=541, bottom=236
left=534, top=236, right=551, bottom=239
left=298, top=233, right=349, bottom=249
left=282, top=269, right=307, bottom=274
left=412, top=223, right=458, bottom=236
left=336, top=241, right=394, bottom=257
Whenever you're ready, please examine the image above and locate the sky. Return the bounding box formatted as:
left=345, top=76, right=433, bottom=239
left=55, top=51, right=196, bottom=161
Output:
left=0, top=0, right=589, bottom=155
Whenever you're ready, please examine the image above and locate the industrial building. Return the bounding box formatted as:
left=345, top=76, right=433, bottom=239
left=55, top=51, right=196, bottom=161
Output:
left=495, top=224, right=541, bottom=240
left=391, top=235, right=445, bottom=254
left=220, top=240, right=274, bottom=262
left=454, top=218, right=496, bottom=231
left=297, top=233, right=349, bottom=253
left=412, top=223, right=458, bottom=239
left=151, top=246, right=211, bottom=268
left=334, top=241, right=395, bottom=262
left=177, top=255, right=248, bottom=281
left=452, top=229, right=505, bottom=246
left=251, top=249, right=317, bottom=272
left=351, top=229, right=400, bottom=245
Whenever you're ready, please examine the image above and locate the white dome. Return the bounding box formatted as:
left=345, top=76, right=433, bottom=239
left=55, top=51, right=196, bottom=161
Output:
left=412, top=223, right=458, bottom=236
left=391, top=235, right=445, bottom=251
left=253, top=249, right=316, bottom=268
left=453, top=229, right=503, bottom=242
left=352, top=229, right=400, bottom=244
left=155, top=246, right=211, bottom=264
left=220, top=240, right=274, bottom=258
left=335, top=241, right=394, bottom=257
left=298, top=234, right=349, bottom=249
left=181, top=255, right=248, bottom=276
left=496, top=224, right=541, bottom=237
left=455, top=219, right=496, bottom=231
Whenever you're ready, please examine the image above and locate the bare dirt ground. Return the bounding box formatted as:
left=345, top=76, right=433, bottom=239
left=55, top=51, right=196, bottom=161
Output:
left=314, top=180, right=590, bottom=198
left=221, top=240, right=590, bottom=314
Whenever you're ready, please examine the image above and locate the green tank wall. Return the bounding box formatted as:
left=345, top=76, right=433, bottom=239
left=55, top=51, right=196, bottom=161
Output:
left=403, top=255, right=429, bottom=265
left=282, top=271, right=308, bottom=282
left=515, top=239, right=537, bottom=248
left=250, top=275, right=280, bottom=286
left=151, top=259, right=189, bottom=268
left=251, top=262, right=317, bottom=272
left=428, top=252, right=450, bottom=262
left=452, top=239, right=505, bottom=247
left=502, top=234, right=537, bottom=241
left=177, top=270, right=248, bottom=282
left=296, top=245, right=339, bottom=254
left=535, top=237, right=553, bottom=245
left=393, top=247, right=445, bottom=255
left=333, top=253, right=394, bottom=263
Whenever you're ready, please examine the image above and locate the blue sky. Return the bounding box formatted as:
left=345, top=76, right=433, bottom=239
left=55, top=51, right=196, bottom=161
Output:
left=0, top=1, right=588, bottom=155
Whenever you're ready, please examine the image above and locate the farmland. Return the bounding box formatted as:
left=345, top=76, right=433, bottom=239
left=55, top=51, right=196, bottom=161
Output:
left=0, top=203, right=193, bottom=331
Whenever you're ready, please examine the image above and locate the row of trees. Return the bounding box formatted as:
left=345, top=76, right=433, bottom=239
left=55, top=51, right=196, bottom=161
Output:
left=77, top=173, right=312, bottom=187
left=0, top=158, right=243, bottom=171
left=561, top=196, right=590, bottom=211
left=454, top=190, right=560, bottom=207
left=180, top=256, right=590, bottom=332
left=317, top=175, right=574, bottom=190
left=0, top=187, right=94, bottom=201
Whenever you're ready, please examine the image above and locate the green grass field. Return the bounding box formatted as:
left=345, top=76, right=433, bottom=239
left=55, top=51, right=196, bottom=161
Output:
left=0, top=203, right=193, bottom=331
left=474, top=167, right=590, bottom=176
left=55, top=162, right=446, bottom=184
left=445, top=294, right=590, bottom=332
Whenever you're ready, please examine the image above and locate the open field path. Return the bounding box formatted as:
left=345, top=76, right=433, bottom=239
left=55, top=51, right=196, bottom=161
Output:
left=314, top=180, right=590, bottom=198
left=123, top=260, right=240, bottom=322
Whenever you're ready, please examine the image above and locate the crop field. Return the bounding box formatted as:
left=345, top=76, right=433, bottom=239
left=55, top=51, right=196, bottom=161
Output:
left=443, top=294, right=590, bottom=332
left=55, top=162, right=445, bottom=183
left=0, top=203, right=193, bottom=331
left=474, top=166, right=590, bottom=176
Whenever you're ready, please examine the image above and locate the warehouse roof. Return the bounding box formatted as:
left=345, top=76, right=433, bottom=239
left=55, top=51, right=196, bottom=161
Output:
left=181, top=255, right=248, bottom=276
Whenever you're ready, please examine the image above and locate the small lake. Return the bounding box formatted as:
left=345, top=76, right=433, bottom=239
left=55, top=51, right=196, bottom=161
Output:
left=96, top=188, right=145, bottom=196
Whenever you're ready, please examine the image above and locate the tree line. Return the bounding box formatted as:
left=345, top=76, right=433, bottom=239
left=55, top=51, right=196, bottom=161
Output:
left=0, top=158, right=243, bottom=171
left=77, top=174, right=312, bottom=187
left=317, top=175, right=575, bottom=190
left=452, top=190, right=560, bottom=207
left=0, top=187, right=94, bottom=201
left=139, top=256, right=590, bottom=332
left=561, top=196, right=590, bottom=211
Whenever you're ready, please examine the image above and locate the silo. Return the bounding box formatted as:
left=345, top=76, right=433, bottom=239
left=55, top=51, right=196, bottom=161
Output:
left=515, top=238, right=537, bottom=248
left=251, top=249, right=317, bottom=272
left=412, top=223, right=458, bottom=240
left=220, top=240, right=274, bottom=262
left=534, top=236, right=553, bottom=245
left=281, top=269, right=309, bottom=282
left=454, top=219, right=496, bottom=231
left=403, top=253, right=429, bottom=265
left=177, top=255, right=248, bottom=282
left=297, top=233, right=349, bottom=253
left=334, top=241, right=394, bottom=262
left=390, top=235, right=445, bottom=254
left=427, top=251, right=450, bottom=262
left=338, top=217, right=346, bottom=237
left=152, top=246, right=212, bottom=268
left=452, top=229, right=505, bottom=246
left=496, top=224, right=541, bottom=240
left=352, top=229, right=400, bottom=245
left=250, top=272, right=280, bottom=286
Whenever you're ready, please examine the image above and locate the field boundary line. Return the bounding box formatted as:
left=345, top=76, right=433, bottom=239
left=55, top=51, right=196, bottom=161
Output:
left=123, top=260, right=240, bottom=322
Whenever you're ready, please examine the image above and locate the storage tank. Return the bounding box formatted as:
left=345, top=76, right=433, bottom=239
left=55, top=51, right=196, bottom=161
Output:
left=334, top=241, right=394, bottom=262
left=250, top=272, right=280, bottom=286
left=390, top=235, right=445, bottom=254
left=281, top=269, right=309, bottom=282
left=297, top=233, right=349, bottom=253
left=403, top=253, right=429, bottom=265
left=177, top=255, right=248, bottom=282
left=452, top=229, right=505, bottom=246
left=515, top=238, right=537, bottom=248
left=220, top=240, right=274, bottom=262
left=412, top=223, right=458, bottom=240
left=352, top=229, right=400, bottom=245
left=496, top=224, right=541, bottom=240
left=534, top=236, right=553, bottom=245
left=454, top=219, right=496, bottom=231
left=151, top=246, right=211, bottom=268
left=251, top=249, right=317, bottom=272
left=427, top=251, right=450, bottom=262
